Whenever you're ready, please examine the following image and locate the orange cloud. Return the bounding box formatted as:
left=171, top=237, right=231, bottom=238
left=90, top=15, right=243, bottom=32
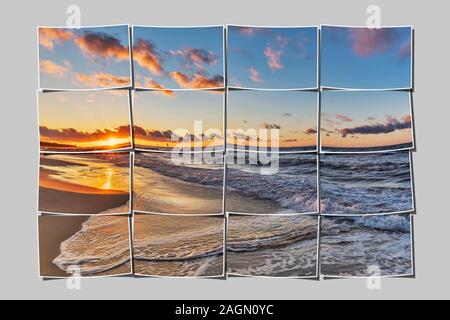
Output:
left=247, top=67, right=263, bottom=83
left=74, top=72, right=130, bottom=88
left=39, top=28, right=73, bottom=51
left=264, top=47, right=283, bottom=70
left=133, top=39, right=165, bottom=76
left=137, top=78, right=174, bottom=97
left=40, top=60, right=72, bottom=78
left=169, top=71, right=223, bottom=89
left=74, top=32, right=129, bottom=61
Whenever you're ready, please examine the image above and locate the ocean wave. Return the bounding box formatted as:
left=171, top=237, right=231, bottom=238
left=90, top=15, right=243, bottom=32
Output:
left=53, top=216, right=131, bottom=276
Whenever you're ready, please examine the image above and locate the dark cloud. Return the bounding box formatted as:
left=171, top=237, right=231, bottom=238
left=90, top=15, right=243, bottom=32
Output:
left=340, top=116, right=412, bottom=137
left=304, top=128, right=318, bottom=135
left=40, top=125, right=131, bottom=142
left=75, top=32, right=129, bottom=61
left=262, top=123, right=281, bottom=130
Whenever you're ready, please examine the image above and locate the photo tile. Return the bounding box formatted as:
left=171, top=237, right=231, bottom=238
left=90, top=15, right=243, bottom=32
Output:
left=320, top=25, right=413, bottom=90
left=320, top=214, right=414, bottom=278
left=134, top=152, right=224, bottom=215
left=38, top=25, right=132, bottom=90
left=38, top=214, right=132, bottom=278
left=320, top=151, right=414, bottom=216
left=132, top=26, right=224, bottom=90
left=133, top=213, right=225, bottom=278
left=38, top=90, right=132, bottom=153
left=227, top=214, right=319, bottom=278
left=227, top=90, right=318, bottom=153
left=320, top=91, right=414, bottom=153
left=133, top=90, right=224, bottom=152
left=226, top=152, right=318, bottom=214
left=227, top=25, right=318, bottom=89
left=39, top=153, right=131, bottom=215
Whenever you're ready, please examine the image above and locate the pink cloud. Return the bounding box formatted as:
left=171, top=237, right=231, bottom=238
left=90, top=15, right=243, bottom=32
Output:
left=264, top=47, right=283, bottom=70
left=247, top=67, right=264, bottom=83
left=349, top=28, right=398, bottom=57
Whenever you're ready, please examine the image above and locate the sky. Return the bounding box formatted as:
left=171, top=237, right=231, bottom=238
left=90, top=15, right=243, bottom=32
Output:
left=227, top=90, right=318, bottom=149
left=133, top=26, right=224, bottom=90
left=39, top=25, right=131, bottom=90
left=133, top=91, right=224, bottom=148
left=321, top=26, right=412, bottom=89
left=39, top=91, right=131, bottom=148
left=321, top=91, right=413, bottom=149
left=227, top=26, right=318, bottom=89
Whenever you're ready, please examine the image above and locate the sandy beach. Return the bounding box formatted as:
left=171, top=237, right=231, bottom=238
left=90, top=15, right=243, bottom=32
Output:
left=39, top=154, right=130, bottom=214
left=134, top=165, right=224, bottom=214
left=39, top=215, right=132, bottom=278
left=38, top=215, right=88, bottom=277
left=133, top=213, right=224, bottom=277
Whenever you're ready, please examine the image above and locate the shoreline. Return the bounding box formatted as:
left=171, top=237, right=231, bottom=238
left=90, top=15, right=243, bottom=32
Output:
left=39, top=215, right=89, bottom=277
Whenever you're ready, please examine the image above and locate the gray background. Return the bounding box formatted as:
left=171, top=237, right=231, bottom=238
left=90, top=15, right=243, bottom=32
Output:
left=0, top=0, right=447, bottom=300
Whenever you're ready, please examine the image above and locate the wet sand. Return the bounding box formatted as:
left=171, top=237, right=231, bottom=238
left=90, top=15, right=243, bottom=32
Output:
left=134, top=166, right=223, bottom=214
left=38, top=215, right=88, bottom=277
left=134, top=166, right=286, bottom=215
left=39, top=187, right=129, bottom=214
left=39, top=215, right=132, bottom=278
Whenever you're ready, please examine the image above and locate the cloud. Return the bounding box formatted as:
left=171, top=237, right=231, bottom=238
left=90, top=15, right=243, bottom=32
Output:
left=75, top=32, right=129, bottom=61
left=282, top=113, right=292, bottom=117
left=304, top=128, right=318, bottom=135
left=137, top=78, right=174, bottom=97
left=339, top=115, right=412, bottom=137
left=169, top=71, right=223, bottom=89
left=247, top=67, right=264, bottom=83
left=335, top=114, right=353, bottom=122
left=40, top=125, right=131, bottom=143
left=275, top=35, right=289, bottom=48
left=349, top=28, right=399, bottom=57
left=39, top=28, right=73, bottom=50
left=398, top=40, right=411, bottom=62
left=236, top=27, right=260, bottom=36
left=40, top=60, right=72, bottom=78
left=133, top=126, right=176, bottom=141
left=264, top=47, right=283, bottom=70
left=133, top=39, right=165, bottom=76
left=74, top=72, right=130, bottom=88
left=170, top=48, right=217, bottom=71
left=262, top=123, right=281, bottom=130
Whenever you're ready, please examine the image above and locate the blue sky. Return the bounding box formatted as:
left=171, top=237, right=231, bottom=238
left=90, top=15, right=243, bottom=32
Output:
left=132, top=26, right=224, bottom=89
left=321, top=26, right=412, bottom=89
left=227, top=26, right=318, bottom=89
left=39, top=25, right=131, bottom=89
left=227, top=90, right=318, bottom=148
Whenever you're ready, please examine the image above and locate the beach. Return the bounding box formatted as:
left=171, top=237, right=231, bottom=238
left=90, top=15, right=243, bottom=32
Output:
left=133, top=214, right=224, bottom=277
left=227, top=214, right=319, bottom=277
left=39, top=215, right=88, bottom=277
left=226, top=153, right=318, bottom=214
left=134, top=153, right=224, bottom=214
left=39, top=215, right=132, bottom=278
left=39, top=154, right=130, bottom=214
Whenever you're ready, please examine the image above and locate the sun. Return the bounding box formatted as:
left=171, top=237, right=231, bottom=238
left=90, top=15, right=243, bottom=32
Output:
left=99, top=137, right=122, bottom=147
